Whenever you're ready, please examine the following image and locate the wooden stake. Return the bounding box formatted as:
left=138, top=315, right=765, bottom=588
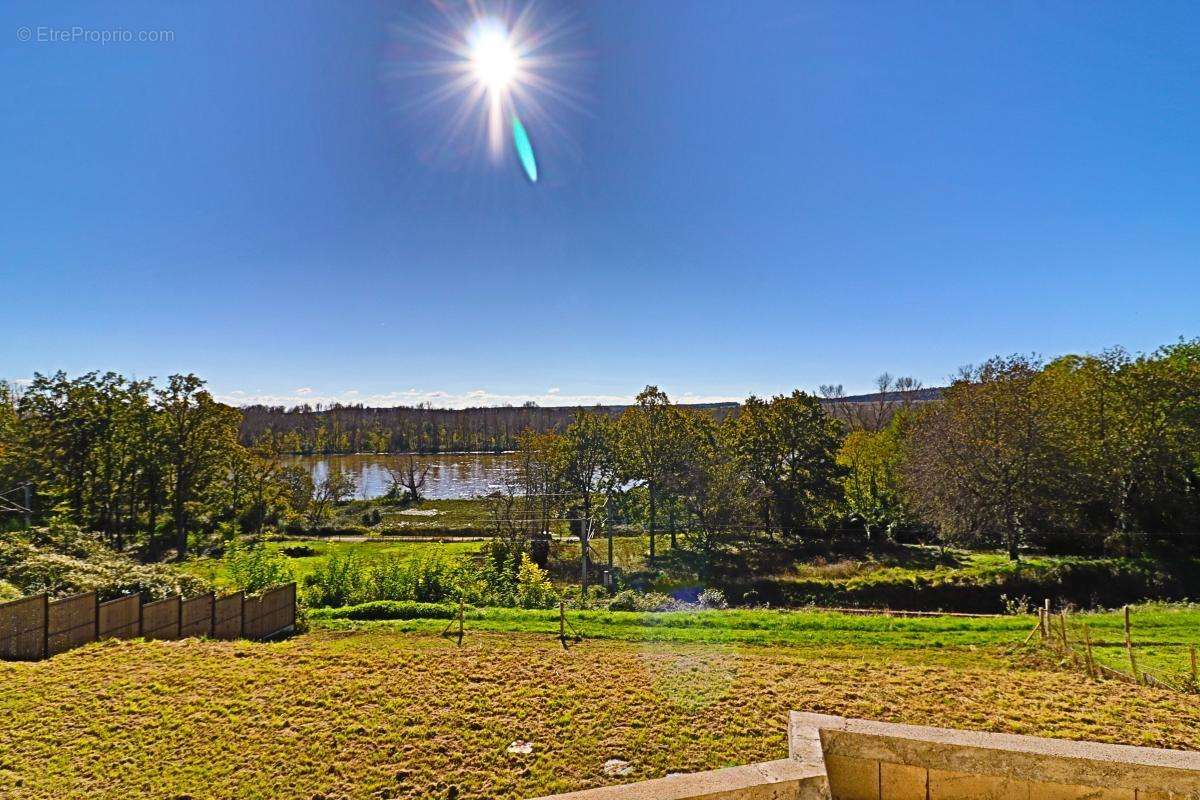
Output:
left=1190, top=644, right=1197, bottom=688
left=1082, top=623, right=1096, bottom=680
left=457, top=596, right=464, bottom=646
left=1059, top=611, right=1069, bottom=652
left=1124, top=605, right=1139, bottom=682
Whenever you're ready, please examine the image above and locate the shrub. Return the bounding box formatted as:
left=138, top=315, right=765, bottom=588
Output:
left=302, top=551, right=370, bottom=607
left=0, top=526, right=210, bottom=601
left=697, top=587, right=728, bottom=610
left=308, top=600, right=458, bottom=621
left=370, top=554, right=463, bottom=604
left=222, top=539, right=294, bottom=595
left=0, top=579, right=22, bottom=602
left=608, top=589, right=685, bottom=612
left=515, top=555, right=558, bottom=609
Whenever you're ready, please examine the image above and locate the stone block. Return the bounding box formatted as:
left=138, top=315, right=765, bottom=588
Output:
left=826, top=755, right=879, bottom=800
left=880, top=762, right=926, bottom=800
left=928, top=768, right=1028, bottom=800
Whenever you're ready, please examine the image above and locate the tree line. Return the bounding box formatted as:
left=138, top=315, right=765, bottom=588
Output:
left=2, top=338, right=1196, bottom=568
left=0, top=373, right=312, bottom=559
left=491, top=340, right=1200, bottom=576
left=236, top=401, right=741, bottom=454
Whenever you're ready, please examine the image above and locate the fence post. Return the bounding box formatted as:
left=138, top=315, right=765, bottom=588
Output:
left=457, top=596, right=464, bottom=645
left=1082, top=623, right=1096, bottom=680
left=40, top=594, right=50, bottom=660
left=1123, top=605, right=1139, bottom=682
left=1190, top=644, right=1197, bottom=687
left=559, top=598, right=566, bottom=646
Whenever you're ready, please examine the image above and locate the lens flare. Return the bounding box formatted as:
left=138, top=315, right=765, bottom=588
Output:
left=512, top=114, right=538, bottom=183
left=384, top=2, right=588, bottom=182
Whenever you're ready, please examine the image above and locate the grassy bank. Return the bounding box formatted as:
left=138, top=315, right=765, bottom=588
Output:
left=1, top=625, right=1198, bottom=800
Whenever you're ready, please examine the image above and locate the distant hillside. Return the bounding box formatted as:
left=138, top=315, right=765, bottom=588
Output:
left=238, top=390, right=942, bottom=454
left=835, top=387, right=943, bottom=404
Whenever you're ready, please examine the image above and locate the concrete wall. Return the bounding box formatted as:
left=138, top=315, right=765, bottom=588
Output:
left=790, top=713, right=1200, bottom=800
left=529, top=713, right=1200, bottom=800
left=528, top=759, right=829, bottom=800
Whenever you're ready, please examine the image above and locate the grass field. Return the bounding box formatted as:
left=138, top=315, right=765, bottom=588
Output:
left=2, top=611, right=1198, bottom=799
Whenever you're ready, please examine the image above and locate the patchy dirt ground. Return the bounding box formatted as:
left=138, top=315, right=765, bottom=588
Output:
left=1, top=629, right=1197, bottom=799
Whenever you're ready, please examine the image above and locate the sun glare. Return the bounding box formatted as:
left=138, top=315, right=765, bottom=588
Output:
left=470, top=24, right=518, bottom=93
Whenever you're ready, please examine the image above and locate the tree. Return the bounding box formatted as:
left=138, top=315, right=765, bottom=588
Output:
left=386, top=455, right=431, bottom=503
left=277, top=464, right=315, bottom=519
left=734, top=391, right=845, bottom=539
left=514, top=431, right=562, bottom=567
left=675, top=414, right=753, bottom=581
left=837, top=409, right=914, bottom=539
left=1041, top=342, right=1200, bottom=539
left=905, top=356, right=1066, bottom=560
left=555, top=410, right=616, bottom=593
left=308, top=466, right=356, bottom=524
left=156, top=374, right=242, bottom=558
left=617, top=387, right=690, bottom=561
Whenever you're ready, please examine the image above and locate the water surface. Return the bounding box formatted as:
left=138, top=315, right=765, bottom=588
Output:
left=283, top=452, right=518, bottom=500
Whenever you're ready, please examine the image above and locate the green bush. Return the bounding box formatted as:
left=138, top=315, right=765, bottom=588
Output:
left=608, top=589, right=685, bottom=612
left=0, top=579, right=22, bottom=602
left=370, top=554, right=463, bottom=604
left=302, top=551, right=370, bottom=607
left=0, top=526, right=210, bottom=601
left=515, top=554, right=558, bottom=609
left=309, top=600, right=458, bottom=621
left=222, top=539, right=295, bottom=595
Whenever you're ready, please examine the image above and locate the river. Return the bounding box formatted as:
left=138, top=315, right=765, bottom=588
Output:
left=281, top=452, right=519, bottom=500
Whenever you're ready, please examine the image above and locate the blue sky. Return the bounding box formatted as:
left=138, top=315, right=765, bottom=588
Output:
left=2, top=1, right=1197, bottom=408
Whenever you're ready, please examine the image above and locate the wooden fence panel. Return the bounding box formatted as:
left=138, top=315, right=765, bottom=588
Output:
left=180, top=593, right=214, bottom=638
left=141, top=596, right=180, bottom=641
left=4, top=587, right=294, bottom=660
left=98, top=595, right=140, bottom=640
left=243, top=584, right=296, bottom=640
left=47, top=592, right=97, bottom=656
left=0, top=594, right=47, bottom=661
left=212, top=591, right=243, bottom=640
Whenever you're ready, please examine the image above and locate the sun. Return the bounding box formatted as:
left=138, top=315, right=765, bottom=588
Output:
left=469, top=23, right=519, bottom=94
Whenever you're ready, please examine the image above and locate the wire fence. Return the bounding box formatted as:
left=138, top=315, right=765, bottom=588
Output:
left=1033, top=601, right=1199, bottom=694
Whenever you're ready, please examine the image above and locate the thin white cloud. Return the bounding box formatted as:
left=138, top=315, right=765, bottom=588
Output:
left=293, top=387, right=313, bottom=395
left=214, top=387, right=742, bottom=409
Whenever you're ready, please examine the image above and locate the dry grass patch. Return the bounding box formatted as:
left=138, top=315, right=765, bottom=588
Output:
left=0, top=629, right=1197, bottom=800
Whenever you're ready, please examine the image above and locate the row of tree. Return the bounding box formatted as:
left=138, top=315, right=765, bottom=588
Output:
left=0, top=373, right=314, bottom=558
left=2, top=338, right=1196, bottom=567
left=496, top=340, right=1200, bottom=572
left=237, top=400, right=739, bottom=455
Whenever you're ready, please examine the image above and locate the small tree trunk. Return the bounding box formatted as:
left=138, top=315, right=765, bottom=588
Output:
left=648, top=485, right=656, bottom=562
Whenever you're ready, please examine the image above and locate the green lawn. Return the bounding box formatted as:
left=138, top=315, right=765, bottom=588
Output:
left=312, top=605, right=1038, bottom=652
